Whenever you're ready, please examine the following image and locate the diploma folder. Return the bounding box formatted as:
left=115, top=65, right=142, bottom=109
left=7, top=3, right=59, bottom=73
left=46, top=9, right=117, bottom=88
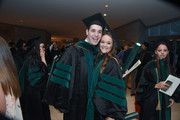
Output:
left=125, top=112, right=139, bottom=120
left=123, top=60, right=141, bottom=78
left=159, top=75, right=180, bottom=96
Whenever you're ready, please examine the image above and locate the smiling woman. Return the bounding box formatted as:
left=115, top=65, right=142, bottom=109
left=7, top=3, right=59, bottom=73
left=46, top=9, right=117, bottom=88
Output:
left=100, top=34, right=113, bottom=54
left=89, top=31, right=127, bottom=120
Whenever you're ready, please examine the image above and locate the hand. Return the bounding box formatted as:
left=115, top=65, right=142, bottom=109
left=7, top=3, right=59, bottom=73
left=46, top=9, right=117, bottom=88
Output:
left=155, top=82, right=170, bottom=91
left=53, top=42, right=56, bottom=46
left=125, top=70, right=129, bottom=74
left=105, top=117, right=115, bottom=120
left=167, top=99, right=174, bottom=108
left=40, top=50, right=47, bottom=66
left=40, top=50, right=45, bottom=58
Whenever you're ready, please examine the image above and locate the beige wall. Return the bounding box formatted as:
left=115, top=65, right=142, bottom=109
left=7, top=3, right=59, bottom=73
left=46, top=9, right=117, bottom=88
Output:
left=114, top=20, right=148, bottom=46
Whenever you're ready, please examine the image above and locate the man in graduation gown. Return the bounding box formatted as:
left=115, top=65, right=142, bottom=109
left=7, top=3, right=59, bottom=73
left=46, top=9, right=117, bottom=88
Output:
left=45, top=13, right=109, bottom=120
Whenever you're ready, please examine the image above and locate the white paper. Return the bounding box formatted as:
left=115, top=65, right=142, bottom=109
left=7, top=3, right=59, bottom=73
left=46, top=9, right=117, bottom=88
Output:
left=123, top=60, right=141, bottom=78
left=159, top=75, right=180, bottom=96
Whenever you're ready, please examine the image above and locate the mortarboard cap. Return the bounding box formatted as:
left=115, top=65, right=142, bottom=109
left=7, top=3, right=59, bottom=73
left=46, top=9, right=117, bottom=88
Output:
left=108, top=29, right=122, bottom=49
left=151, top=37, right=172, bottom=51
left=143, top=41, right=150, bottom=48
left=82, top=13, right=109, bottom=31
left=16, top=39, right=26, bottom=49
left=26, top=36, right=43, bottom=49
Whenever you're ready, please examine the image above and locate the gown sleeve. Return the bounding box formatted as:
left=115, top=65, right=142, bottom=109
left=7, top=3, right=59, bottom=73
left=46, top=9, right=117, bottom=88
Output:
left=45, top=46, right=78, bottom=113
left=135, top=64, right=158, bottom=106
left=27, top=57, right=48, bottom=91
left=171, top=84, right=180, bottom=103
left=93, top=58, right=127, bottom=119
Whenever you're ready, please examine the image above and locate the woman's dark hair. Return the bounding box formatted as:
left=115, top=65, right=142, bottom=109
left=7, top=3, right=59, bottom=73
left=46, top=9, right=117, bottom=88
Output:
left=154, top=38, right=173, bottom=77
left=153, top=37, right=171, bottom=51
left=26, top=44, right=41, bottom=59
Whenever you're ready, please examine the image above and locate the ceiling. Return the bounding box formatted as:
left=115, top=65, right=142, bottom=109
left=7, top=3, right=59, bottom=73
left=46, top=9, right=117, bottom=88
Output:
left=0, top=0, right=180, bottom=41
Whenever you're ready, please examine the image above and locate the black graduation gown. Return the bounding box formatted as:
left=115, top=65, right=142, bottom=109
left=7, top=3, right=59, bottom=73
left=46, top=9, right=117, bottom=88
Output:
left=135, top=50, right=152, bottom=88
left=19, top=56, right=50, bottom=120
left=12, top=49, right=26, bottom=74
left=45, top=41, right=98, bottom=120
left=136, top=60, right=178, bottom=120
left=92, top=57, right=127, bottom=120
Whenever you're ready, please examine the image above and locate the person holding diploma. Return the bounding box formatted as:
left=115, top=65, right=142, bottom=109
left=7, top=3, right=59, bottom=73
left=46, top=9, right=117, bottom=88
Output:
left=136, top=37, right=179, bottom=120
left=122, top=41, right=138, bottom=96
left=90, top=32, right=127, bottom=120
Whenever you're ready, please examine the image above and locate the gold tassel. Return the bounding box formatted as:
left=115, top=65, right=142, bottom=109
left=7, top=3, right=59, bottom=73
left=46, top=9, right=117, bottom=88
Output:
left=156, top=98, right=161, bottom=110
left=155, top=68, right=161, bottom=110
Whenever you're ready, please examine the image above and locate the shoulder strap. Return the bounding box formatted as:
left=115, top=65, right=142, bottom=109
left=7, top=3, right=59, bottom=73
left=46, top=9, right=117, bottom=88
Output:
left=112, top=57, right=120, bottom=66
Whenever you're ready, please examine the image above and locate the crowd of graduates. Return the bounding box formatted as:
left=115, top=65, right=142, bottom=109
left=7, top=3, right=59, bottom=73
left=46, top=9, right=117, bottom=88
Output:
left=0, top=12, right=180, bottom=120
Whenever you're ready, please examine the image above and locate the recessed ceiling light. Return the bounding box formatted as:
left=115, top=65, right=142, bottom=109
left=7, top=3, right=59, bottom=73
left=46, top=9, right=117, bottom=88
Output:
left=136, top=43, right=141, bottom=46
left=103, top=13, right=107, bottom=17
left=105, top=5, right=108, bottom=7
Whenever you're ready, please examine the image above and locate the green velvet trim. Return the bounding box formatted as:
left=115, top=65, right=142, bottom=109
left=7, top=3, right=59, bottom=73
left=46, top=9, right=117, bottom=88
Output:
left=96, top=89, right=127, bottom=106
left=137, top=88, right=143, bottom=93
left=28, top=67, right=40, bottom=74
left=100, top=73, right=125, bottom=88
left=53, top=68, right=71, bottom=80
left=51, top=75, right=69, bottom=88
left=56, top=62, right=72, bottom=73
left=122, top=44, right=141, bottom=73
left=28, top=72, right=41, bottom=81
left=165, top=107, right=171, bottom=120
left=159, top=59, right=171, bottom=120
left=86, top=58, right=102, bottom=120
left=98, top=81, right=126, bottom=98
left=27, top=70, right=41, bottom=86
left=75, top=41, right=98, bottom=53
left=31, top=76, right=41, bottom=86
left=145, top=60, right=156, bottom=68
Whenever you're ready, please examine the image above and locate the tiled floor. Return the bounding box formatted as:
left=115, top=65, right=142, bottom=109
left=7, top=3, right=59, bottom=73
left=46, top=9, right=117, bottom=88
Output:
left=49, top=88, right=180, bottom=120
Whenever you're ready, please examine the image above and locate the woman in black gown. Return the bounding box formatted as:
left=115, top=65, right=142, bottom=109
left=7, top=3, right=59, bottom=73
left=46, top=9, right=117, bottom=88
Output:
left=136, top=38, right=179, bottom=120
left=19, top=38, right=50, bottom=120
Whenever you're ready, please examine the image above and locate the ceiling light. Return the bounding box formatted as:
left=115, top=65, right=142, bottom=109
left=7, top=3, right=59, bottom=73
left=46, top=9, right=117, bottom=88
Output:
left=20, top=20, right=24, bottom=23
left=136, top=43, right=141, bottom=46
left=103, top=13, right=107, bottom=17
left=105, top=5, right=108, bottom=7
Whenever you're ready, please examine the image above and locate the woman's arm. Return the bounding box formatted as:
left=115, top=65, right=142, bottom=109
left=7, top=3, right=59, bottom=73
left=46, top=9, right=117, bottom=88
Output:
left=0, top=83, right=6, bottom=114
